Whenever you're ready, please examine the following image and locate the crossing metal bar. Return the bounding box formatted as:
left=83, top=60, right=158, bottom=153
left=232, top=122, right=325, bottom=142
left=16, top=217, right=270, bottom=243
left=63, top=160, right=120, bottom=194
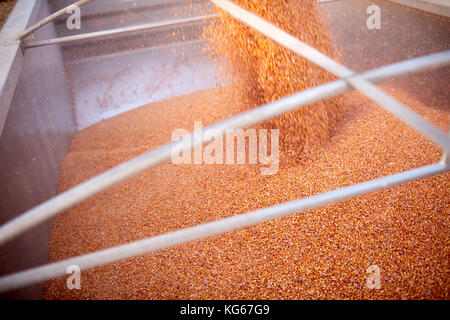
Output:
left=0, top=162, right=446, bottom=293
left=0, top=50, right=448, bottom=247
left=22, top=15, right=217, bottom=49
left=210, top=0, right=450, bottom=151
left=15, top=0, right=94, bottom=40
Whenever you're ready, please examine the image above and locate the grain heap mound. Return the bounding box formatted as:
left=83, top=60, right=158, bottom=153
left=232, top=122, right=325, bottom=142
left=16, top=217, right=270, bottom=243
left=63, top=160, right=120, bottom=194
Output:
left=204, top=0, right=343, bottom=156
left=44, top=0, right=449, bottom=300
left=45, top=88, right=449, bottom=299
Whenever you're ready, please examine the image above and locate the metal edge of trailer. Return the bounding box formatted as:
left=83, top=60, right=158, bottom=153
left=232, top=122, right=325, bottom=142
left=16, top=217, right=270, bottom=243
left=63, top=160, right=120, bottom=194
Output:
left=49, top=0, right=208, bottom=20
left=0, top=0, right=77, bottom=299
left=388, top=0, right=450, bottom=18
left=0, top=0, right=41, bottom=137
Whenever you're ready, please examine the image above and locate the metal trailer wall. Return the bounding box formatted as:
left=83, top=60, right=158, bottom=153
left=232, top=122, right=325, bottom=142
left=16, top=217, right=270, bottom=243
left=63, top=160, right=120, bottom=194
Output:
left=46, top=0, right=216, bottom=130
left=0, top=0, right=75, bottom=299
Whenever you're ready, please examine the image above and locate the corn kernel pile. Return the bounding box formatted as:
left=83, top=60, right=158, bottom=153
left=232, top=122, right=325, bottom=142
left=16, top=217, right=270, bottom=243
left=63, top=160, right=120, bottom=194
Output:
left=0, top=0, right=17, bottom=29
left=44, top=0, right=449, bottom=300
left=45, top=87, right=449, bottom=299
left=204, top=0, right=344, bottom=156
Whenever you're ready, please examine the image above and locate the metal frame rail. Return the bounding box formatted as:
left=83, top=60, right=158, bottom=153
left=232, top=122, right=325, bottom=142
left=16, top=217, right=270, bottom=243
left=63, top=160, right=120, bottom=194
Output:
left=0, top=0, right=448, bottom=293
left=16, top=0, right=94, bottom=40
left=22, top=15, right=217, bottom=49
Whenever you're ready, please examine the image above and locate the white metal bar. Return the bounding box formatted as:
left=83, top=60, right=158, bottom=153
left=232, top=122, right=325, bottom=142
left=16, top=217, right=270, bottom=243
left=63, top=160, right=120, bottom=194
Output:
left=22, top=15, right=217, bottom=49
left=0, top=162, right=446, bottom=293
left=0, top=51, right=448, bottom=247
left=210, top=0, right=450, bottom=150
left=15, top=0, right=95, bottom=40
left=441, top=130, right=450, bottom=166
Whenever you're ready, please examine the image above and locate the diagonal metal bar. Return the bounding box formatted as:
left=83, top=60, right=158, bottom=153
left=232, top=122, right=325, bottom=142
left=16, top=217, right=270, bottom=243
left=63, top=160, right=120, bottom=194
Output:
left=16, top=0, right=95, bottom=40
left=210, top=0, right=450, bottom=150
left=0, top=162, right=447, bottom=293
left=22, top=15, right=217, bottom=49
left=0, top=51, right=448, bottom=247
